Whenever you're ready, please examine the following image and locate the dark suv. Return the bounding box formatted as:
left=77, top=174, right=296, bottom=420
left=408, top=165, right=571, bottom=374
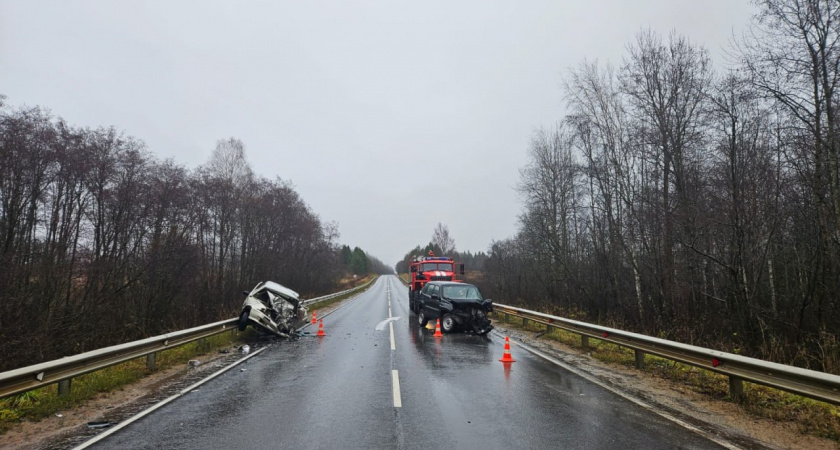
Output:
left=416, top=281, right=493, bottom=335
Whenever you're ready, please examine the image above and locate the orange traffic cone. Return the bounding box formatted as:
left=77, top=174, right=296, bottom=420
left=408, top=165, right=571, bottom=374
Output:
left=433, top=318, right=443, bottom=337
left=316, top=319, right=326, bottom=337
left=311, top=310, right=317, bottom=324
left=499, top=336, right=516, bottom=362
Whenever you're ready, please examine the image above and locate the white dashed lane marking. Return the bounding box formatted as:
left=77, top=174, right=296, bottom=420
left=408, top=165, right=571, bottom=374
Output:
left=387, top=279, right=401, bottom=407
left=392, top=370, right=402, bottom=407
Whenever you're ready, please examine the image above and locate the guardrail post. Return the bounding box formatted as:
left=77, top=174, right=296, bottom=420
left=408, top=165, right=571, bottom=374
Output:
left=581, top=335, right=589, bottom=349
left=504, top=313, right=510, bottom=324
left=634, top=350, right=645, bottom=369
left=729, top=376, right=744, bottom=400
left=147, top=353, right=156, bottom=370
left=58, top=379, right=71, bottom=396
left=522, top=317, right=528, bottom=327
left=198, top=338, right=208, bottom=352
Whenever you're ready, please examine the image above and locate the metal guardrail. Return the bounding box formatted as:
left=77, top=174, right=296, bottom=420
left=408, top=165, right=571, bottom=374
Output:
left=302, top=276, right=375, bottom=307
left=0, top=278, right=378, bottom=401
left=0, top=319, right=238, bottom=400
left=493, top=303, right=840, bottom=405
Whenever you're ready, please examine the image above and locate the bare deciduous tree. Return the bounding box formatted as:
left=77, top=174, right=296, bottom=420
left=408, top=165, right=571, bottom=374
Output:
left=620, top=29, right=713, bottom=314
left=517, top=125, right=581, bottom=306
left=483, top=23, right=840, bottom=373
left=431, top=222, right=456, bottom=256
left=740, top=0, right=840, bottom=331
left=566, top=60, right=647, bottom=320
left=0, top=104, right=347, bottom=371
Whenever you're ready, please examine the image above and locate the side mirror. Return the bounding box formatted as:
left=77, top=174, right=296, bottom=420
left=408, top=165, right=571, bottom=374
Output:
left=431, top=294, right=440, bottom=301
left=410, top=266, right=416, bottom=273
left=243, top=290, right=250, bottom=296
left=459, top=264, right=465, bottom=275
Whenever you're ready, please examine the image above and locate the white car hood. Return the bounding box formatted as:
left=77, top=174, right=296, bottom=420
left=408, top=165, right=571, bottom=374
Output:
left=255, top=281, right=300, bottom=301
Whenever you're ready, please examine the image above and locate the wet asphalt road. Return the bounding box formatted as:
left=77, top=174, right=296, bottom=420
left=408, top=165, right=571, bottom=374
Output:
left=83, top=275, right=729, bottom=449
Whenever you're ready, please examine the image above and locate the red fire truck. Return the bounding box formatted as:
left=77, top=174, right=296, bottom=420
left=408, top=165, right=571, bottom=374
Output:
left=407, top=252, right=464, bottom=313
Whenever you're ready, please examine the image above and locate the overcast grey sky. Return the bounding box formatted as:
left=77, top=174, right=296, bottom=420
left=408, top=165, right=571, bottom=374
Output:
left=1, top=1, right=756, bottom=267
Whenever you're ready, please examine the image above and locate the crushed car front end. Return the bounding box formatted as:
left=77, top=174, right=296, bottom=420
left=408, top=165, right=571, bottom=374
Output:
left=238, top=281, right=306, bottom=338
left=446, top=298, right=494, bottom=335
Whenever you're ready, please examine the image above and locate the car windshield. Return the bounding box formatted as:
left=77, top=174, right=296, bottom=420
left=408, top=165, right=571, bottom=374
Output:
left=422, top=263, right=453, bottom=272
left=253, top=289, right=272, bottom=306
left=442, top=285, right=482, bottom=300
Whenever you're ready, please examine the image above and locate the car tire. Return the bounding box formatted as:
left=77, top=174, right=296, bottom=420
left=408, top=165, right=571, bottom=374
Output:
left=418, top=309, right=428, bottom=327
left=441, top=314, right=456, bottom=333
left=238, top=309, right=250, bottom=331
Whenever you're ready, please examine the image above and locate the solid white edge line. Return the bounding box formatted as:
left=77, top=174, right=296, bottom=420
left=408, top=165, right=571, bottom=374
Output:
left=504, top=336, right=742, bottom=450
left=389, top=322, right=396, bottom=350
left=392, top=370, right=402, bottom=408
left=72, top=347, right=268, bottom=450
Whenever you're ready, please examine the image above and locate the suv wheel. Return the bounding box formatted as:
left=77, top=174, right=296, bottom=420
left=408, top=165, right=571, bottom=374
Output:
left=441, top=314, right=456, bottom=333
left=418, top=309, right=428, bottom=327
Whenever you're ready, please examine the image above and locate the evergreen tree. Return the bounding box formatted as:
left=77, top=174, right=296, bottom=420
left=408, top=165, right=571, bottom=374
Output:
left=349, top=247, right=368, bottom=275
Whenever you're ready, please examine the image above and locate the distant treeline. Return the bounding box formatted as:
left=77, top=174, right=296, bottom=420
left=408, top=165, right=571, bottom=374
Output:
left=0, top=98, right=374, bottom=370
left=394, top=224, right=489, bottom=274
left=340, top=245, right=393, bottom=275
left=394, top=245, right=488, bottom=274
left=482, top=1, right=840, bottom=373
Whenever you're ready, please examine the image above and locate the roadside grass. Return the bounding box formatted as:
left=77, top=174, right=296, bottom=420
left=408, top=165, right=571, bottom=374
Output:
left=740, top=385, right=840, bottom=440
left=491, top=313, right=840, bottom=441
left=0, top=330, right=247, bottom=435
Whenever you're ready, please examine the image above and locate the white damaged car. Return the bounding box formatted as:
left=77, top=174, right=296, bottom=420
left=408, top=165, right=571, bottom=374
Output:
left=238, top=281, right=307, bottom=337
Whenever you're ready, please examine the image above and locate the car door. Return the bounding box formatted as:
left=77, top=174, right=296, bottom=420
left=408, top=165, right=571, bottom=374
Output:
left=426, top=284, right=442, bottom=319
left=418, top=283, right=431, bottom=314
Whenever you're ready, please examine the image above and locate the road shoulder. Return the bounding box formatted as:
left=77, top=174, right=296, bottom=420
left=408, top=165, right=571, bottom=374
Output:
left=495, top=324, right=837, bottom=450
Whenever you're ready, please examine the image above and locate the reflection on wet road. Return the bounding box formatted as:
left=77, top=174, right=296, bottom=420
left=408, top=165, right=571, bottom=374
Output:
left=83, top=275, right=729, bottom=449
